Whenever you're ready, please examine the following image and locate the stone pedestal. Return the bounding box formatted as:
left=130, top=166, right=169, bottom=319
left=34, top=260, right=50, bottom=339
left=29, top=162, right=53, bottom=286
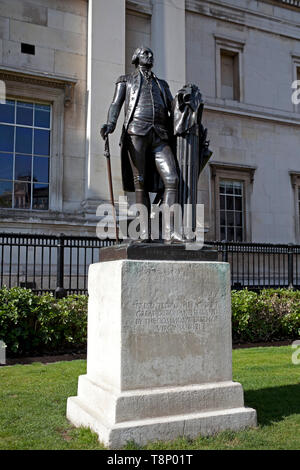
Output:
left=67, top=259, right=256, bottom=448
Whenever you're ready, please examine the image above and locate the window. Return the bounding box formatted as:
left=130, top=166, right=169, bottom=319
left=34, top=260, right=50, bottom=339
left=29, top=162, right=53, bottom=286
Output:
left=215, top=35, right=245, bottom=102
left=210, top=162, right=256, bottom=242
left=220, top=50, right=240, bottom=100
left=0, top=98, right=51, bottom=210
left=219, top=180, right=244, bottom=241
left=0, top=69, right=75, bottom=214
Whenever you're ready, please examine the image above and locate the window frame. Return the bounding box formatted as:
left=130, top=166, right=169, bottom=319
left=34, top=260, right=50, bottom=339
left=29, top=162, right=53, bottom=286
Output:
left=0, top=98, right=52, bottom=211
left=220, top=49, right=240, bottom=101
left=219, top=179, right=244, bottom=242
left=215, top=34, right=245, bottom=103
left=210, top=162, right=256, bottom=242
left=0, top=79, right=65, bottom=213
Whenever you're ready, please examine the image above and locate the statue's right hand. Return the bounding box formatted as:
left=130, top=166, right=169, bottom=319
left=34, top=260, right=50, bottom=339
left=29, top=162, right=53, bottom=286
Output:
left=100, top=124, right=115, bottom=140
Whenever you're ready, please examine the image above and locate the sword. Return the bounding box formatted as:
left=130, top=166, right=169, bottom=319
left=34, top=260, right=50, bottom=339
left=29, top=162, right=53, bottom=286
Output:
left=104, top=136, right=119, bottom=243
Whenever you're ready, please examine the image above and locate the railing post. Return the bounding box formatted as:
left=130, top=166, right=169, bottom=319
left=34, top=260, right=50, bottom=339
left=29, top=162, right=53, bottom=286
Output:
left=222, top=243, right=228, bottom=263
left=288, top=243, right=294, bottom=290
left=55, top=234, right=67, bottom=298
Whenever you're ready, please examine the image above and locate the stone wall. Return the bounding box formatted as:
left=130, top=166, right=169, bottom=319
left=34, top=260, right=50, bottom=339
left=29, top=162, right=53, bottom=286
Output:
left=0, top=0, right=88, bottom=234
left=186, top=2, right=300, bottom=243
left=1, top=0, right=300, bottom=242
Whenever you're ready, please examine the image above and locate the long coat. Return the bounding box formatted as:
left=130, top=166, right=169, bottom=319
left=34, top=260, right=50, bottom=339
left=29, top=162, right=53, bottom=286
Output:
left=107, top=69, right=174, bottom=192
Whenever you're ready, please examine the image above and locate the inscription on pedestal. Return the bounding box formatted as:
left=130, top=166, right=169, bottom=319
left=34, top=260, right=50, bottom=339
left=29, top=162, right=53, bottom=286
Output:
left=123, top=299, right=225, bottom=333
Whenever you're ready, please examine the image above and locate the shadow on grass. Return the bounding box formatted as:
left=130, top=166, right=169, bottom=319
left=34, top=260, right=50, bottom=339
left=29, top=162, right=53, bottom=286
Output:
left=244, top=384, right=300, bottom=426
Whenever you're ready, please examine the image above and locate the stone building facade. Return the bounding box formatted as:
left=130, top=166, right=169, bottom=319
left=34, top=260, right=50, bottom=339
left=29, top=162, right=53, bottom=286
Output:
left=0, top=0, right=300, bottom=243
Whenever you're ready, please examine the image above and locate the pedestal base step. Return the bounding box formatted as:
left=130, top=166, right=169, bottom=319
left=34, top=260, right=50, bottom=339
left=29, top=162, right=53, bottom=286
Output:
left=67, top=395, right=257, bottom=449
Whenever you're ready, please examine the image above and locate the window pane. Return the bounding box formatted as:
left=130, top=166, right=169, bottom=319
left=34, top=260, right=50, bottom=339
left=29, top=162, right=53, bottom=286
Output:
left=16, top=101, right=33, bottom=126
left=14, top=182, right=31, bottom=209
left=227, top=211, right=234, bottom=227
left=220, top=210, right=226, bottom=226
left=0, top=153, right=13, bottom=180
left=0, top=181, right=12, bottom=208
left=16, top=127, right=32, bottom=154
left=0, top=100, right=15, bottom=124
left=234, top=182, right=242, bottom=195
left=220, top=226, right=226, bottom=241
left=35, top=104, right=50, bottom=128
left=226, top=182, right=234, bottom=194
left=34, top=129, right=50, bottom=156
left=33, top=183, right=49, bottom=210
left=15, top=155, right=32, bottom=181
left=0, top=125, right=14, bottom=152
left=235, top=197, right=242, bottom=212
left=220, top=195, right=225, bottom=210
left=226, top=195, right=234, bottom=210
left=236, top=228, right=243, bottom=242
left=227, top=227, right=234, bottom=241
left=33, top=157, right=49, bottom=183
left=235, top=212, right=243, bottom=227
left=219, top=182, right=226, bottom=194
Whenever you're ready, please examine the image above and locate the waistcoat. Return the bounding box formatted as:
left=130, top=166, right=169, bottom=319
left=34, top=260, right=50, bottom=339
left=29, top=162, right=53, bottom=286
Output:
left=127, top=75, right=169, bottom=137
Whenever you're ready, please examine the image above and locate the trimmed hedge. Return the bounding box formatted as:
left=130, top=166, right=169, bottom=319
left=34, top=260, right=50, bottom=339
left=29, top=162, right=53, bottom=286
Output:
left=0, top=287, right=299, bottom=356
left=232, top=288, right=300, bottom=343
left=0, top=287, right=87, bottom=356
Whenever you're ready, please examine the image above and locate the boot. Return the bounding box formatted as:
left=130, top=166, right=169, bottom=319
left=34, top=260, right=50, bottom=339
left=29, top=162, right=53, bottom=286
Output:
left=135, top=189, right=151, bottom=243
left=162, top=189, right=185, bottom=244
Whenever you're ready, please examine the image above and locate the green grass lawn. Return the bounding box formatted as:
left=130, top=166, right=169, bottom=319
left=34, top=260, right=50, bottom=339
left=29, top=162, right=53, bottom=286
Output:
left=0, top=345, right=300, bottom=450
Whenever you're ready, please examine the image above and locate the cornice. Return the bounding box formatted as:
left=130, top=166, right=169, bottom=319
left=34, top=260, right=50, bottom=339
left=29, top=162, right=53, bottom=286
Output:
left=0, top=66, right=77, bottom=106
left=210, top=161, right=257, bottom=182
left=186, top=0, right=300, bottom=41
left=204, top=100, right=300, bottom=127
left=126, top=0, right=152, bottom=15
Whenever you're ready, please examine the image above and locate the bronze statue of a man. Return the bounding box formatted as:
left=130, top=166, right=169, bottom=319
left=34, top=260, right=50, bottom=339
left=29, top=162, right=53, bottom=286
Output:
left=100, top=46, right=181, bottom=242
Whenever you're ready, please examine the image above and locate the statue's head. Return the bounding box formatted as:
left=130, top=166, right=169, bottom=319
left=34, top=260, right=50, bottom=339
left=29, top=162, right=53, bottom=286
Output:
left=132, top=46, right=154, bottom=68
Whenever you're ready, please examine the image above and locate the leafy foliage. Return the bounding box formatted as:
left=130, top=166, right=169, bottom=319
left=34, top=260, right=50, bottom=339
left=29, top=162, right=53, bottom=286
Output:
left=232, top=288, right=300, bottom=343
left=0, top=287, right=299, bottom=355
left=0, top=287, right=87, bottom=356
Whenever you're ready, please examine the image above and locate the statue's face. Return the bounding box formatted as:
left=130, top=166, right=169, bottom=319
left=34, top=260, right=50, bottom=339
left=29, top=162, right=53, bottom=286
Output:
left=138, top=48, right=154, bottom=68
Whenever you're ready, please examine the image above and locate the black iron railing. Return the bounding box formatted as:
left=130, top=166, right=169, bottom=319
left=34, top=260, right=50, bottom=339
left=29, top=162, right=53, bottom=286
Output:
left=0, top=233, right=115, bottom=296
left=0, top=233, right=300, bottom=294
left=209, top=241, right=300, bottom=290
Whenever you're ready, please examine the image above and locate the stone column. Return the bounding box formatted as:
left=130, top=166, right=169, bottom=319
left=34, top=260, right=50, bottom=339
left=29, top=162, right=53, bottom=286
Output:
left=151, top=0, right=186, bottom=96
left=82, top=0, right=126, bottom=215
